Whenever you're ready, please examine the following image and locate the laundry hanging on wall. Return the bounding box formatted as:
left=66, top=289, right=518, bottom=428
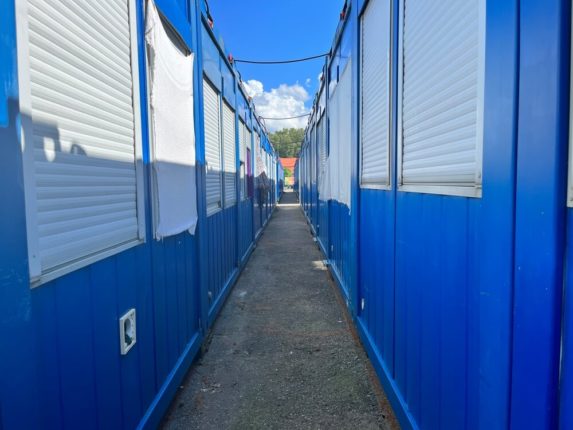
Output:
left=146, top=0, right=198, bottom=238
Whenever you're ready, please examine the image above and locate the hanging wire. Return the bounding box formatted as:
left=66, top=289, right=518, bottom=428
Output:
left=234, top=52, right=329, bottom=65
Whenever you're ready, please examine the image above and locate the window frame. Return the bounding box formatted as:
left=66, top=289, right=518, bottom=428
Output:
left=203, top=75, right=223, bottom=216
left=359, top=0, right=393, bottom=190
left=396, top=0, right=486, bottom=198
left=222, top=99, right=237, bottom=208
left=16, top=0, right=146, bottom=288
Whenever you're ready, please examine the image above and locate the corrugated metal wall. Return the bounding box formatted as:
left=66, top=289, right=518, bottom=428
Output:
left=298, top=0, right=573, bottom=429
left=0, top=0, right=280, bottom=428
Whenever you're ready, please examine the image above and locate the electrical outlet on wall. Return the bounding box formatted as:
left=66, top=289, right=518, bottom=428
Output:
left=119, top=309, right=136, bottom=355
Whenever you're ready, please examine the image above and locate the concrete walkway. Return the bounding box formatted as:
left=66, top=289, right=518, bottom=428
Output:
left=162, top=192, right=398, bottom=430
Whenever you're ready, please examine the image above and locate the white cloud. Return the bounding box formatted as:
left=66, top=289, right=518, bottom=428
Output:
left=305, top=77, right=311, bottom=87
left=242, top=79, right=310, bottom=132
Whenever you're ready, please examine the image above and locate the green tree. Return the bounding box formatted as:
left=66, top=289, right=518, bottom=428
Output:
left=269, top=128, right=305, bottom=158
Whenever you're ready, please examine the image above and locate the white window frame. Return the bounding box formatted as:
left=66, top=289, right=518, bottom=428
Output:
left=396, top=0, right=486, bottom=198
left=203, top=76, right=223, bottom=216
left=359, top=0, right=393, bottom=190
left=16, top=0, right=146, bottom=287
left=222, top=100, right=237, bottom=208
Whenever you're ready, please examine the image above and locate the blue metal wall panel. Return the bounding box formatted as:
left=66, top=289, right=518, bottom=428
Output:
left=561, top=213, right=573, bottom=429
left=512, top=0, right=569, bottom=428
left=317, top=198, right=329, bottom=255
left=0, top=3, right=42, bottom=428
left=0, top=0, right=266, bottom=427
left=299, top=1, right=529, bottom=429
left=329, top=201, right=352, bottom=300
left=356, top=1, right=520, bottom=428
left=206, top=207, right=238, bottom=315
left=201, top=25, right=222, bottom=90
left=357, top=189, right=394, bottom=374
left=222, top=62, right=235, bottom=105
left=239, top=199, right=254, bottom=261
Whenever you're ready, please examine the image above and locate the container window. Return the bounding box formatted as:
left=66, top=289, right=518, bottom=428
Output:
left=17, top=0, right=146, bottom=286
left=203, top=77, right=223, bottom=215
left=222, top=101, right=237, bottom=207
left=247, top=128, right=254, bottom=198
left=360, top=0, right=392, bottom=188
left=318, top=113, right=327, bottom=195
left=146, top=0, right=198, bottom=239
left=246, top=147, right=253, bottom=198
left=239, top=119, right=246, bottom=200
left=398, top=0, right=486, bottom=197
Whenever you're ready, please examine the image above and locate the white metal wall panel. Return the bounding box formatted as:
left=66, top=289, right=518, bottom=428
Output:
left=203, top=77, right=222, bottom=215
left=399, top=0, right=485, bottom=195
left=22, top=0, right=142, bottom=277
left=360, top=0, right=391, bottom=187
left=223, top=101, right=236, bottom=206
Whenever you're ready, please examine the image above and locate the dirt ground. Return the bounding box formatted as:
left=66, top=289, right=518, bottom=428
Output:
left=162, top=192, right=399, bottom=430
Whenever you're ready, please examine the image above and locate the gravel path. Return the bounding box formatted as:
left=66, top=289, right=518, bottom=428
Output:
left=162, top=192, right=399, bottom=430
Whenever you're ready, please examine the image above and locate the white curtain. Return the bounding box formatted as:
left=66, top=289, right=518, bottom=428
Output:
left=146, top=0, right=198, bottom=238
left=319, top=59, right=352, bottom=209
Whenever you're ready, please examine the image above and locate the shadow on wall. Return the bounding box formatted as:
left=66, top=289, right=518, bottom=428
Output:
left=0, top=98, right=203, bottom=429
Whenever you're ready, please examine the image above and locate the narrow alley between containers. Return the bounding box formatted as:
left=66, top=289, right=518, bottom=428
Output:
left=162, top=191, right=397, bottom=429
left=5, top=0, right=573, bottom=429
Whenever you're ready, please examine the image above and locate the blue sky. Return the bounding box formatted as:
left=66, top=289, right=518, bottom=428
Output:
left=208, top=0, right=344, bottom=130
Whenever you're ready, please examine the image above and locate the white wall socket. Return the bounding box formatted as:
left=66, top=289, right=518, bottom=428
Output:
left=119, top=309, right=136, bottom=355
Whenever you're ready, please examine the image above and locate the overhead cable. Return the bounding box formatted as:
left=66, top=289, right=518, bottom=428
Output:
left=234, top=53, right=329, bottom=65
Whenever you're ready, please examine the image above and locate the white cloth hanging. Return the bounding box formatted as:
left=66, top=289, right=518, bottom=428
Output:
left=336, top=58, right=352, bottom=208
left=319, top=59, right=352, bottom=209
left=146, top=0, right=198, bottom=238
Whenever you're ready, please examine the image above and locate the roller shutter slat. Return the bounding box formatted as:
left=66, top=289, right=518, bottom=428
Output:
left=360, top=0, right=391, bottom=185
left=239, top=120, right=247, bottom=199
left=40, top=224, right=138, bottom=270
left=203, top=77, right=222, bottom=215
left=401, top=0, right=484, bottom=187
left=25, top=0, right=140, bottom=274
left=223, top=102, right=237, bottom=206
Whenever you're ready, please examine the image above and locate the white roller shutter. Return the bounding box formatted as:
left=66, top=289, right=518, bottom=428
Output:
left=318, top=114, right=327, bottom=198
left=360, top=0, right=391, bottom=187
left=223, top=101, right=236, bottom=207
left=203, top=77, right=222, bottom=215
left=19, top=0, right=144, bottom=282
left=319, top=115, right=327, bottom=172
left=310, top=126, right=316, bottom=188
left=239, top=120, right=246, bottom=164
left=239, top=119, right=246, bottom=200
left=246, top=127, right=252, bottom=197
left=399, top=0, right=485, bottom=196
